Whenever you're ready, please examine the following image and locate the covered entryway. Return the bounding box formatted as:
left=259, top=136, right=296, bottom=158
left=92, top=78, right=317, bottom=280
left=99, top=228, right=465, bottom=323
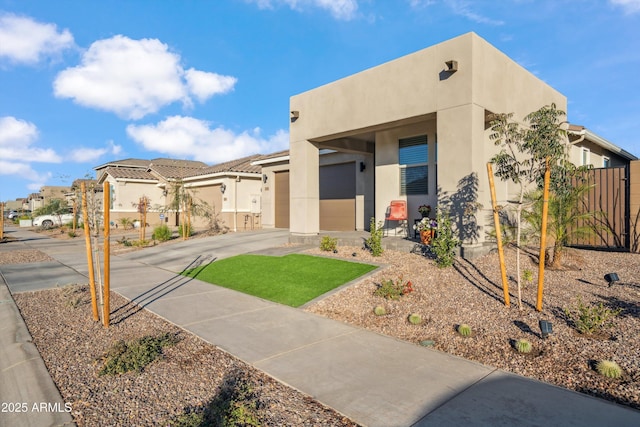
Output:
left=320, top=162, right=356, bottom=231
left=274, top=171, right=290, bottom=228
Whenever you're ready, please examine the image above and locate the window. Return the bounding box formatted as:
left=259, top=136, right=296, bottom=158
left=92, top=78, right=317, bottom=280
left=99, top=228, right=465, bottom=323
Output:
left=399, top=135, right=428, bottom=195
left=603, top=156, right=611, bottom=168
left=581, top=148, right=590, bottom=166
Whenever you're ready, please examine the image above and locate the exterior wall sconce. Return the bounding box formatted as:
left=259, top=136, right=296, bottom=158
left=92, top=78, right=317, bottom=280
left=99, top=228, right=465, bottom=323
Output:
left=263, top=174, right=268, bottom=184
left=291, top=110, right=299, bottom=122
left=360, top=161, right=366, bottom=172
left=539, top=320, right=553, bottom=339
left=445, top=60, right=458, bottom=73
left=162, top=190, right=168, bottom=197
left=605, top=273, right=619, bottom=287
left=220, top=183, right=226, bottom=194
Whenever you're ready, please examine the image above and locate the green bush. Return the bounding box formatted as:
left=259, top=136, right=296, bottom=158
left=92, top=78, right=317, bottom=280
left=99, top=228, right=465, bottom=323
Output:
left=152, top=224, right=173, bottom=242
left=374, top=277, right=413, bottom=300
left=365, top=217, right=384, bottom=257
left=515, top=338, right=532, bottom=353
left=408, top=313, right=422, bottom=325
left=457, top=324, right=472, bottom=337
left=373, top=305, right=386, bottom=316
left=596, top=360, right=623, bottom=379
left=98, top=333, right=178, bottom=376
left=119, top=217, right=134, bottom=229
left=320, top=235, right=338, bottom=251
left=564, top=297, right=622, bottom=335
left=431, top=209, right=460, bottom=268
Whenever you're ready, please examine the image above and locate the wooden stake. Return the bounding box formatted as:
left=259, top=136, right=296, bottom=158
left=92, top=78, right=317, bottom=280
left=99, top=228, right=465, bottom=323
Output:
left=537, top=158, right=551, bottom=311
left=103, top=182, right=111, bottom=327
left=82, top=183, right=99, bottom=321
left=487, top=163, right=510, bottom=307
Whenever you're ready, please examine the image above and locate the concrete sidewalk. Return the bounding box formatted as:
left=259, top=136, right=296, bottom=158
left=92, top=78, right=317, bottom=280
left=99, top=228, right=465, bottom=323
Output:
left=2, top=227, right=640, bottom=426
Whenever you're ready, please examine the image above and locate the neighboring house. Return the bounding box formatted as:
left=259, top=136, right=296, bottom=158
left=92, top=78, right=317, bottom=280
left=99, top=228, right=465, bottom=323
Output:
left=567, top=125, right=637, bottom=168
left=95, top=156, right=264, bottom=231
left=253, top=149, right=374, bottom=231
left=27, top=193, right=44, bottom=212
left=287, top=32, right=636, bottom=258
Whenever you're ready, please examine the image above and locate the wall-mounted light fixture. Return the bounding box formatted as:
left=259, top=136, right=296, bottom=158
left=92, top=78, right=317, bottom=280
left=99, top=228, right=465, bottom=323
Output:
left=220, top=183, right=226, bottom=194
left=360, top=161, right=366, bottom=172
left=263, top=174, right=268, bottom=184
left=162, top=190, right=168, bottom=197
left=291, top=110, right=299, bottom=122
left=445, top=60, right=458, bottom=73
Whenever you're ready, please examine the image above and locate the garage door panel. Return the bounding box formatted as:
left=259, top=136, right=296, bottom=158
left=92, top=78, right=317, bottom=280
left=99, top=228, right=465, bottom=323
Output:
left=320, top=199, right=355, bottom=231
left=275, top=171, right=290, bottom=228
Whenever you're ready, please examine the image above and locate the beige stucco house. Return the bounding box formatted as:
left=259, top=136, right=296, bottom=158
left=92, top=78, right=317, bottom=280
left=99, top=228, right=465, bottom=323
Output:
left=287, top=32, right=638, bottom=257
left=95, top=156, right=263, bottom=231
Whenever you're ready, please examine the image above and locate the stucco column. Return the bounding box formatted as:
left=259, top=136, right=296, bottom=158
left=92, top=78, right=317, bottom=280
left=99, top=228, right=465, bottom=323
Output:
left=290, top=139, right=319, bottom=235
left=437, top=103, right=489, bottom=251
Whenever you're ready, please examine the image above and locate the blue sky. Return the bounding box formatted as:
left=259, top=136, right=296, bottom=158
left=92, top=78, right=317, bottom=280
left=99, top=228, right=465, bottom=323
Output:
left=1, top=0, right=639, bottom=202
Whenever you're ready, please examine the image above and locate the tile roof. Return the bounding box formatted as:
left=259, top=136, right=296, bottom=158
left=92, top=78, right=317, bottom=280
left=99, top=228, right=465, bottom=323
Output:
left=104, top=167, right=158, bottom=181
left=149, top=164, right=209, bottom=179
left=252, top=150, right=290, bottom=162
left=149, top=158, right=208, bottom=168
left=186, top=154, right=263, bottom=177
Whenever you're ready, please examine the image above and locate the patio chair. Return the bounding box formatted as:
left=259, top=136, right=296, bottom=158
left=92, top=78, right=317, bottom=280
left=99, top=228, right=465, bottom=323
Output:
left=384, top=200, right=408, bottom=237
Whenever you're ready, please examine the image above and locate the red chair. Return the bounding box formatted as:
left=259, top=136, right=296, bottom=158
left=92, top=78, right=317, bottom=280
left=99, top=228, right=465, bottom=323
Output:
left=384, top=200, right=408, bottom=237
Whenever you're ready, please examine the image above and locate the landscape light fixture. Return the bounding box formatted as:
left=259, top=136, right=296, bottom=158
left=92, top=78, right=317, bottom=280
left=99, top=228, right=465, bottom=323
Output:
left=220, top=183, right=226, bottom=194
left=605, top=273, right=620, bottom=287
left=360, top=161, right=366, bottom=172
left=263, top=174, right=268, bottom=184
left=539, top=320, right=553, bottom=339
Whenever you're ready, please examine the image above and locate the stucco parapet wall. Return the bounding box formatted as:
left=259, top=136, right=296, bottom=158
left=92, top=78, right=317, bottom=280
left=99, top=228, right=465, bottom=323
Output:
left=289, top=32, right=566, bottom=143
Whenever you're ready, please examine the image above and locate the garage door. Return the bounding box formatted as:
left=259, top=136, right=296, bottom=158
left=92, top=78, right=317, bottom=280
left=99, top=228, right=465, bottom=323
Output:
left=320, top=162, right=356, bottom=231
left=274, top=171, right=290, bottom=228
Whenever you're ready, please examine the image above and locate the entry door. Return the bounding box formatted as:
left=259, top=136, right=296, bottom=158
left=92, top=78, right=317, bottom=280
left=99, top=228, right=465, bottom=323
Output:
left=320, top=162, right=356, bottom=231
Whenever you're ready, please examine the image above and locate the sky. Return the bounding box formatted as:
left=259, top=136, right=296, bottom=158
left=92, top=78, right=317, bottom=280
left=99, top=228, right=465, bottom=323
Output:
left=1, top=0, right=639, bottom=202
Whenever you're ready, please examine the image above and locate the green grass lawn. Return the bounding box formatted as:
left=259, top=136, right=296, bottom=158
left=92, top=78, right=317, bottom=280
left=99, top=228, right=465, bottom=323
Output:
left=182, top=254, right=377, bottom=307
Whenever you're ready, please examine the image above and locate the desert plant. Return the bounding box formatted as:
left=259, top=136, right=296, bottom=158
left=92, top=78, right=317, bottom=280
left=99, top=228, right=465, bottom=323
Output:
left=119, top=217, right=134, bottom=230
left=365, top=217, right=384, bottom=257
left=67, top=231, right=77, bottom=238
left=430, top=209, right=460, bottom=268
left=521, top=268, right=533, bottom=289
left=178, top=223, right=193, bottom=238
left=408, top=313, right=422, bottom=325
left=564, top=297, right=622, bottom=335
left=373, top=277, right=413, bottom=300
left=457, top=324, right=472, bottom=337
left=596, top=360, right=623, bottom=379
left=152, top=224, right=173, bottom=242
left=515, top=338, right=532, bottom=353
left=98, top=333, right=178, bottom=376
left=373, top=305, right=387, bottom=316
left=320, top=235, right=338, bottom=252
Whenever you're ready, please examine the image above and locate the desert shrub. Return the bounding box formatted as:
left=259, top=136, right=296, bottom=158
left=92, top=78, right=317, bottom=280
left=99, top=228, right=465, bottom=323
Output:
left=431, top=209, right=459, bottom=268
left=596, top=360, right=623, bottom=379
left=515, top=338, right=532, bottom=353
left=564, top=297, right=622, bottom=335
left=457, top=324, right=472, bottom=337
left=152, top=224, right=173, bottom=242
left=67, top=231, right=77, bottom=238
left=408, top=313, right=422, bottom=325
left=98, top=333, right=178, bottom=376
left=319, top=235, right=338, bottom=252
left=178, top=223, right=193, bottom=237
left=365, top=217, right=384, bottom=257
left=374, top=277, right=413, bottom=300
left=119, top=217, right=134, bottom=230
left=373, top=306, right=386, bottom=316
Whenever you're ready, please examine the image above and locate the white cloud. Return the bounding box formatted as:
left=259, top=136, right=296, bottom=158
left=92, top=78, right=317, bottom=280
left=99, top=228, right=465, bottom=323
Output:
left=0, top=116, right=61, bottom=163
left=0, top=160, right=51, bottom=187
left=0, top=13, right=74, bottom=65
left=53, top=35, right=237, bottom=120
left=184, top=68, right=237, bottom=103
left=126, top=116, right=289, bottom=163
left=69, top=140, right=123, bottom=163
left=247, top=0, right=358, bottom=20
left=610, top=0, right=640, bottom=13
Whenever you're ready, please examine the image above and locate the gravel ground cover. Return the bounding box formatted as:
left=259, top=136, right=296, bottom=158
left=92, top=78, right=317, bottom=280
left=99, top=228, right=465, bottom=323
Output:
left=304, top=245, right=640, bottom=410
left=12, top=287, right=358, bottom=426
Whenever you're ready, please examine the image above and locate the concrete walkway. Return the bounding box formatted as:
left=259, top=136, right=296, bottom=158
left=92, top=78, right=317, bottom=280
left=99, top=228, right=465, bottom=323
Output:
left=2, top=227, right=640, bottom=426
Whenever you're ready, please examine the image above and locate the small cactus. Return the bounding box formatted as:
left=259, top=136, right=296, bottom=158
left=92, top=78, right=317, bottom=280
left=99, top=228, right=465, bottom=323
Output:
left=408, top=313, right=422, bottom=325
left=457, top=324, right=472, bottom=337
left=596, top=360, right=623, bottom=379
left=373, top=305, right=386, bottom=316
left=515, top=338, right=532, bottom=353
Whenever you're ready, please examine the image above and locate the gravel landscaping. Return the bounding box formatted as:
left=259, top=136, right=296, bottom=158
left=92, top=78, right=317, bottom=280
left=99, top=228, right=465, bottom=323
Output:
left=4, top=236, right=640, bottom=424
left=303, top=244, right=640, bottom=411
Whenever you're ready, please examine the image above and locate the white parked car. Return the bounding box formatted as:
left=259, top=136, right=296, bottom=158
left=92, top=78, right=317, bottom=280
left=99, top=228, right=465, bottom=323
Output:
left=32, top=212, right=80, bottom=228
